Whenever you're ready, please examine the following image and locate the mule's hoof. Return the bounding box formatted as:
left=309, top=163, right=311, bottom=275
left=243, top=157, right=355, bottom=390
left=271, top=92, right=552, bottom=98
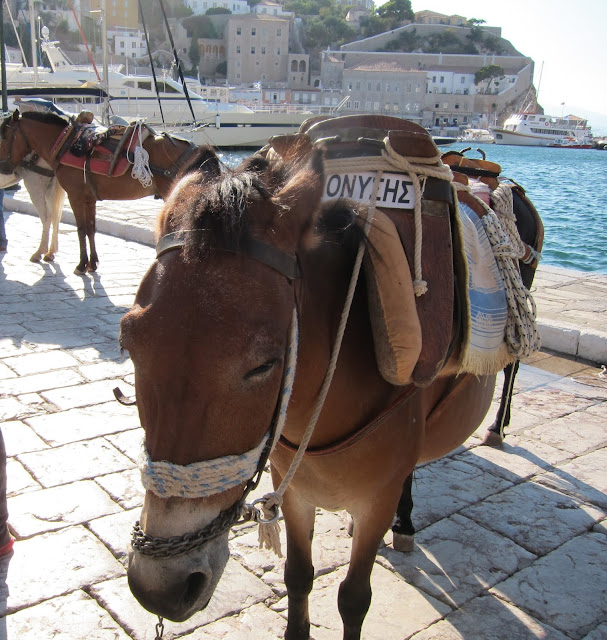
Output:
left=393, top=532, right=415, bottom=552
left=43, top=254, right=55, bottom=262
left=482, top=430, right=504, bottom=448
left=30, top=254, right=42, bottom=263
left=74, top=266, right=86, bottom=276
left=86, top=263, right=98, bottom=273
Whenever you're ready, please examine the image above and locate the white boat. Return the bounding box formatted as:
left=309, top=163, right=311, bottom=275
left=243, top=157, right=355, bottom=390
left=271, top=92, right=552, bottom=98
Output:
left=491, top=112, right=593, bottom=147
left=458, top=128, right=495, bottom=144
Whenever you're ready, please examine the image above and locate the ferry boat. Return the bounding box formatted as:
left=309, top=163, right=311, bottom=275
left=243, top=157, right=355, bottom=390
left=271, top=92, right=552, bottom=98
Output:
left=491, top=112, right=593, bottom=147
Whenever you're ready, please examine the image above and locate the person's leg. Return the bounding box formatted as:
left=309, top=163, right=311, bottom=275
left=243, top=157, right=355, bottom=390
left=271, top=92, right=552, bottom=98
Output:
left=0, top=428, right=13, bottom=556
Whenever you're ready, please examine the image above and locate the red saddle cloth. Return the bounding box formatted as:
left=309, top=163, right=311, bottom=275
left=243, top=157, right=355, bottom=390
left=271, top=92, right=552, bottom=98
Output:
left=50, top=124, right=138, bottom=177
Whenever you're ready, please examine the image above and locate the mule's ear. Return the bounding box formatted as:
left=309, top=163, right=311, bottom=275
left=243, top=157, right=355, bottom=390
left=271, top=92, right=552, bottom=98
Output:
left=273, top=148, right=324, bottom=250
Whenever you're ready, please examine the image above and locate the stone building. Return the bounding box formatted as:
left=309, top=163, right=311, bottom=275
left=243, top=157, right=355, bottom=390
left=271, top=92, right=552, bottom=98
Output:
left=226, top=14, right=290, bottom=85
left=341, top=58, right=428, bottom=121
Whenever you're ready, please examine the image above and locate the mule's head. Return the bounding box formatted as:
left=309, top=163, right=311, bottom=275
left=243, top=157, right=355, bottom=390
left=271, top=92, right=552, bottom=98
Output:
left=0, top=110, right=29, bottom=175
left=122, top=150, right=324, bottom=620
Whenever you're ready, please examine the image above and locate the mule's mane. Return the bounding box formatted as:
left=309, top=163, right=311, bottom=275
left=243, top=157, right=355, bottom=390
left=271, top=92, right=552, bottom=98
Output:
left=162, top=152, right=364, bottom=264
left=20, top=111, right=70, bottom=128
left=165, top=161, right=273, bottom=262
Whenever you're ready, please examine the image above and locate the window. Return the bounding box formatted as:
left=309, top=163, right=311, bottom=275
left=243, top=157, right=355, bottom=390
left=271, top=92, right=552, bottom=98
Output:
left=386, top=83, right=391, bottom=92
left=236, top=27, right=241, bottom=35
left=355, top=82, right=360, bottom=90
left=367, top=82, right=372, bottom=91
left=373, top=101, right=380, bottom=111
left=277, top=28, right=282, bottom=36
left=348, top=82, right=352, bottom=90
left=251, top=27, right=256, bottom=35
left=376, top=83, right=381, bottom=91
left=346, top=100, right=352, bottom=109
left=442, top=102, right=448, bottom=108
left=261, top=46, right=266, bottom=54
left=460, top=76, right=465, bottom=84
left=440, top=76, right=444, bottom=83
left=276, top=48, right=281, bottom=55
left=251, top=46, right=255, bottom=54
left=353, top=100, right=360, bottom=109
left=236, top=45, right=240, bottom=53
left=455, top=103, right=459, bottom=109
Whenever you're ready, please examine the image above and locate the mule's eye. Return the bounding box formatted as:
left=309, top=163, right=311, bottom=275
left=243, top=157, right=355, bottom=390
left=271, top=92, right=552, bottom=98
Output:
left=245, top=359, right=280, bottom=380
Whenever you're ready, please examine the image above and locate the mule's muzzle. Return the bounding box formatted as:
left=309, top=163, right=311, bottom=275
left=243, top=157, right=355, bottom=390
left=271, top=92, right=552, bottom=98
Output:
left=127, top=532, right=230, bottom=622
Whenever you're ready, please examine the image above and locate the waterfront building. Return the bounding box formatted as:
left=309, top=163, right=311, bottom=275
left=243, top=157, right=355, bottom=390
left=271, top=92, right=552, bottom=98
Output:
left=226, top=14, right=290, bottom=85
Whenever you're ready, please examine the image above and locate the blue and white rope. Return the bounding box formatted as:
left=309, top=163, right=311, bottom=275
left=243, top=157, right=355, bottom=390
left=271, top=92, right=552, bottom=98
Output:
left=140, top=308, right=299, bottom=499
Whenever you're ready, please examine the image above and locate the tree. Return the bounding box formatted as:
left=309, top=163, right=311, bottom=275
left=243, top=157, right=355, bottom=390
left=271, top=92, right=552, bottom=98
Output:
left=474, top=64, right=505, bottom=93
left=183, top=15, right=219, bottom=39
left=206, top=7, right=231, bottom=14
left=376, top=0, right=413, bottom=28
left=189, top=37, right=200, bottom=71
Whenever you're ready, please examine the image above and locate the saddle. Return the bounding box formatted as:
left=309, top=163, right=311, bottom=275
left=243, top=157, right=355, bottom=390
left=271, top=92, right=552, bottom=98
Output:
left=50, top=114, right=152, bottom=178
left=268, top=116, right=541, bottom=387
left=270, top=115, right=459, bottom=387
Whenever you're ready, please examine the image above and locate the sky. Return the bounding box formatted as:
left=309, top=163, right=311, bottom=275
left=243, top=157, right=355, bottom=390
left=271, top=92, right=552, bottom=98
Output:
left=378, top=0, right=607, bottom=134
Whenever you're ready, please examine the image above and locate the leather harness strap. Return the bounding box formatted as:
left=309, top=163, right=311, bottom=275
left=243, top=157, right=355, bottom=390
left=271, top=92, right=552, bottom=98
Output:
left=156, top=230, right=301, bottom=281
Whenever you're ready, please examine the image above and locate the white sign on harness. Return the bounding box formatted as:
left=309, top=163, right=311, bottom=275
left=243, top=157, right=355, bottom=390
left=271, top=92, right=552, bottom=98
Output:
left=322, top=171, right=415, bottom=209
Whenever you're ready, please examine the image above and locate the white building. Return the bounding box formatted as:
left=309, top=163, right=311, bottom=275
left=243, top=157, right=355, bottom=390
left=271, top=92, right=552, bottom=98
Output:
left=184, top=0, right=250, bottom=15
left=108, top=28, right=147, bottom=59
left=252, top=1, right=293, bottom=18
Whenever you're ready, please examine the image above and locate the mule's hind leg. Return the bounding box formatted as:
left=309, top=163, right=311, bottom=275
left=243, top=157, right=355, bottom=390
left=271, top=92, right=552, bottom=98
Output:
left=44, top=179, right=65, bottom=262
left=340, top=505, right=396, bottom=640
left=483, top=360, right=519, bottom=446
left=392, top=473, right=415, bottom=552
left=280, top=485, right=316, bottom=640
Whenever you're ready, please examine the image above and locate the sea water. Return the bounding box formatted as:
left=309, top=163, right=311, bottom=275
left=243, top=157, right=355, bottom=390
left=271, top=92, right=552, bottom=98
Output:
left=219, top=144, right=607, bottom=274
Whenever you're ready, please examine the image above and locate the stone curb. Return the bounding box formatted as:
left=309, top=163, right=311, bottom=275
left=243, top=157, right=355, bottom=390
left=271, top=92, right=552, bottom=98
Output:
left=6, top=193, right=607, bottom=366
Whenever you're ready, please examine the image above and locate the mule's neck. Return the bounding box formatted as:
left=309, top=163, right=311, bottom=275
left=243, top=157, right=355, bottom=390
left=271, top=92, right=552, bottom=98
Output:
left=283, top=238, right=396, bottom=449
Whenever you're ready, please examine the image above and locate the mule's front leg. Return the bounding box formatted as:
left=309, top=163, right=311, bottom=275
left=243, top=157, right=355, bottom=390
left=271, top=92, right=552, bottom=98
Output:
left=280, top=486, right=316, bottom=640
left=85, top=204, right=99, bottom=272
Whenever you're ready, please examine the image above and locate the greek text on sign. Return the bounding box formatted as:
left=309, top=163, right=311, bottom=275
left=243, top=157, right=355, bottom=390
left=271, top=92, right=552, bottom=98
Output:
left=322, top=171, right=415, bottom=209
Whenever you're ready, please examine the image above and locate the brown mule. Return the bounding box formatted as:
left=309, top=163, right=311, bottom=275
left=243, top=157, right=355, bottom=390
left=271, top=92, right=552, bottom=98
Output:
left=122, top=127, right=496, bottom=639
left=0, top=109, right=218, bottom=274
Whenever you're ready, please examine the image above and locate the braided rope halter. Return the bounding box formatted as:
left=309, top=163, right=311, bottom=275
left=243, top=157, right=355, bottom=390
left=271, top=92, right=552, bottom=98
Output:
left=130, top=229, right=301, bottom=559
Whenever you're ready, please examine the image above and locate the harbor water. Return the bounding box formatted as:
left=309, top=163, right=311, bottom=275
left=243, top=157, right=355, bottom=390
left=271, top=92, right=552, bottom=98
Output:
left=219, top=144, right=607, bottom=274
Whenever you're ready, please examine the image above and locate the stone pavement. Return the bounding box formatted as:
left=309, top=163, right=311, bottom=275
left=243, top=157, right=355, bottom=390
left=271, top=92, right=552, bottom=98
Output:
left=0, top=200, right=606, bottom=639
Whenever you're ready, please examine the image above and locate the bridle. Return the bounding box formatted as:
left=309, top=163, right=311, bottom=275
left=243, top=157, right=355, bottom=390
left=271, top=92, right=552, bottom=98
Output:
left=0, top=117, right=29, bottom=175
left=130, top=229, right=301, bottom=558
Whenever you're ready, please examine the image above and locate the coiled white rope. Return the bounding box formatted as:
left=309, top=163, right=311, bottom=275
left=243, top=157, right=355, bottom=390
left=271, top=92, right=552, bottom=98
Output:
left=456, top=182, right=541, bottom=358
left=322, top=137, right=453, bottom=297
left=491, top=182, right=542, bottom=266
left=129, top=122, right=153, bottom=188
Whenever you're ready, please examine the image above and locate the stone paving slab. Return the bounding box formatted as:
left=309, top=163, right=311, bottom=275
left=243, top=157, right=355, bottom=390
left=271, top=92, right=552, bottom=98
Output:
left=491, top=533, right=607, bottom=640
left=1, top=207, right=607, bottom=638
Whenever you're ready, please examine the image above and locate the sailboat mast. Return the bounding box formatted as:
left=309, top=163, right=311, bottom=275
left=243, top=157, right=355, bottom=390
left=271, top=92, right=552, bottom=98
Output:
left=100, top=0, right=109, bottom=124
left=28, top=0, right=37, bottom=86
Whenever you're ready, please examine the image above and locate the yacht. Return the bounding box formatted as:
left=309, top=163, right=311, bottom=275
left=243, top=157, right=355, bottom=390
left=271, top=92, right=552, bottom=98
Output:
left=491, top=112, right=593, bottom=147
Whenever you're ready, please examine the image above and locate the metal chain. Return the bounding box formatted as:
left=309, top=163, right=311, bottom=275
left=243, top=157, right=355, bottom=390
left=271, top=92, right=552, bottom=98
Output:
left=131, top=498, right=250, bottom=558
left=154, top=616, right=164, bottom=639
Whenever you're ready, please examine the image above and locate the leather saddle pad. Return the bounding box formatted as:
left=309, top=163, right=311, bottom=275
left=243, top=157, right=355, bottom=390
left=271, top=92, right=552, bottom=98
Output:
left=273, top=116, right=457, bottom=386
left=51, top=123, right=147, bottom=178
